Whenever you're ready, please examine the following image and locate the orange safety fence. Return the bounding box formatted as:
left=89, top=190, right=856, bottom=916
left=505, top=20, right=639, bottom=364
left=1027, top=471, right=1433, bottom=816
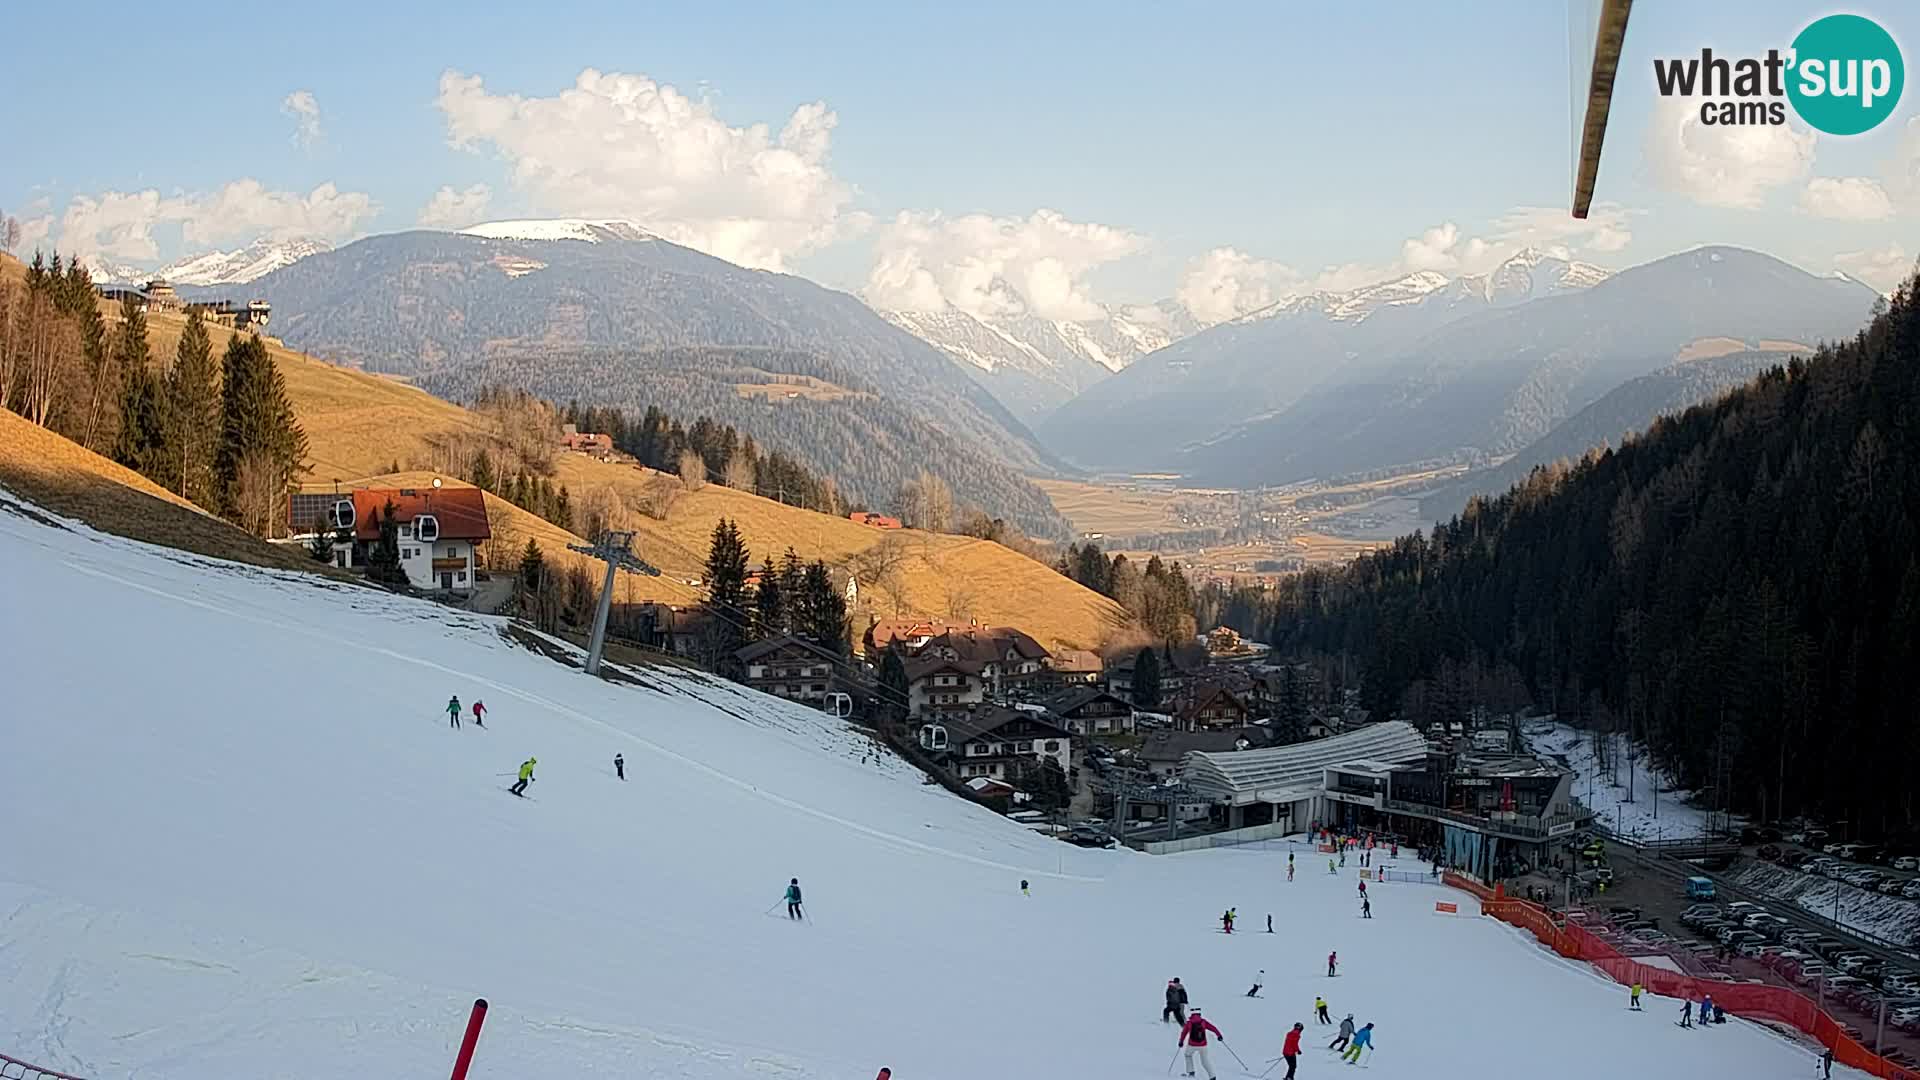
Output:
left=1468, top=890, right=1920, bottom=1080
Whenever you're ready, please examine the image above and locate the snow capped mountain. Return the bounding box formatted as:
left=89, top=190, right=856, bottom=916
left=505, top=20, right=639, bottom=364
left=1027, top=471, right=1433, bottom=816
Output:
left=1041, top=249, right=1616, bottom=472
left=459, top=218, right=658, bottom=244
left=158, top=238, right=333, bottom=285
left=1240, top=249, right=1609, bottom=326
left=81, top=238, right=332, bottom=286
left=879, top=298, right=1202, bottom=423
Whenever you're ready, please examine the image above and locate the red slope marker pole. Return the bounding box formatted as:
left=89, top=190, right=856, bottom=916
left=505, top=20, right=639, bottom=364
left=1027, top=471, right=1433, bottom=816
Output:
left=450, top=998, right=489, bottom=1080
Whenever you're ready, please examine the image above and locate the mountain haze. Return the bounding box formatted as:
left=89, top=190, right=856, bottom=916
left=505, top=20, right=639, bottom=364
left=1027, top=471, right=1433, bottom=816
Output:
left=1178, top=247, right=1878, bottom=487
left=881, top=299, right=1202, bottom=423
left=1040, top=249, right=1610, bottom=472
left=1416, top=348, right=1795, bottom=521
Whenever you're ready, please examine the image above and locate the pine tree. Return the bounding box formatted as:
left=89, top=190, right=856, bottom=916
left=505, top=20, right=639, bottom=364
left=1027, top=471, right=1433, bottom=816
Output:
left=801, top=559, right=849, bottom=656
left=878, top=645, right=911, bottom=724
left=518, top=538, right=546, bottom=593
left=753, top=557, right=785, bottom=640
left=1132, top=647, right=1163, bottom=709
left=471, top=450, right=496, bottom=492
left=214, top=334, right=308, bottom=533
left=705, top=518, right=751, bottom=676
left=555, top=485, right=573, bottom=532
left=365, top=501, right=406, bottom=585
left=308, top=518, right=335, bottom=563
left=111, top=295, right=160, bottom=474
left=162, top=310, right=219, bottom=506
left=1275, top=666, right=1309, bottom=744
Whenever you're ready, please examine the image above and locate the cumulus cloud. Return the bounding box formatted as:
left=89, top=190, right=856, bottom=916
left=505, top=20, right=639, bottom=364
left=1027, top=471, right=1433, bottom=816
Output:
left=417, top=183, right=493, bottom=229
left=17, top=215, right=52, bottom=253
left=1643, top=95, right=1816, bottom=208
left=1175, top=248, right=1299, bottom=323
left=1834, top=245, right=1913, bottom=293
left=1400, top=222, right=1490, bottom=272
left=1799, top=177, right=1894, bottom=221
left=862, top=209, right=1147, bottom=322
left=435, top=68, right=852, bottom=271
left=59, top=180, right=376, bottom=261
left=1490, top=203, right=1635, bottom=255
left=282, top=90, right=323, bottom=149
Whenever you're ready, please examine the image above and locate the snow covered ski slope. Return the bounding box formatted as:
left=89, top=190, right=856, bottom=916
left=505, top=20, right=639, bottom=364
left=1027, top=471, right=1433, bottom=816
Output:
left=0, top=492, right=1858, bottom=1079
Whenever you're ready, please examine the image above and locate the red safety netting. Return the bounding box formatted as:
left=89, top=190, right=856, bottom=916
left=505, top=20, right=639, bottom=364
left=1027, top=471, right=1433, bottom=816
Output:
left=1460, top=886, right=1920, bottom=1080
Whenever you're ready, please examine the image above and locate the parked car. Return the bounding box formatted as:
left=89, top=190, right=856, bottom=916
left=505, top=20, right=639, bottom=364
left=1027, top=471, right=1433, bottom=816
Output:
left=1837, top=954, right=1876, bottom=974
left=1757, top=844, right=1783, bottom=861
left=1893, top=856, right=1920, bottom=871
left=1880, top=879, right=1907, bottom=895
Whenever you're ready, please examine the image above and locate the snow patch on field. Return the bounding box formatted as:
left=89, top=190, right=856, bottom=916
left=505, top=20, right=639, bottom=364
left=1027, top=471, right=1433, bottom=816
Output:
left=1732, top=863, right=1920, bottom=950
left=1524, top=721, right=1714, bottom=841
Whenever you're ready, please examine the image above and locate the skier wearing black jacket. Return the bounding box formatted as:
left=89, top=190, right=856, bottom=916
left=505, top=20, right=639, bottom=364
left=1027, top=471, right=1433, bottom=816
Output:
left=1163, top=978, right=1189, bottom=1024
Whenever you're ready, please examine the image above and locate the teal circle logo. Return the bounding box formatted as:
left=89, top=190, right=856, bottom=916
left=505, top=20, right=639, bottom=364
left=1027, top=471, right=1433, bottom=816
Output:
left=1787, top=14, right=1903, bottom=135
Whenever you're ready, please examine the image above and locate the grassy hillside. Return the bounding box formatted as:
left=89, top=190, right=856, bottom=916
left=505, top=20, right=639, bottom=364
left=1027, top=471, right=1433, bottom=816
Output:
left=0, top=407, right=338, bottom=576
left=128, top=300, right=1125, bottom=649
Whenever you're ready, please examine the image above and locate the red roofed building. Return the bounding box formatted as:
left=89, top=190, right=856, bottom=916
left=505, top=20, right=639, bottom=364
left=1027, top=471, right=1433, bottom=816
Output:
left=350, top=486, right=492, bottom=592
left=848, top=511, right=902, bottom=530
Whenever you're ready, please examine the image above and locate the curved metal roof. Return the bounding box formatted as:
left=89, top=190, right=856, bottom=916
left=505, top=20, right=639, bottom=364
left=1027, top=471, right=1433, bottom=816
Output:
left=1182, top=721, right=1430, bottom=800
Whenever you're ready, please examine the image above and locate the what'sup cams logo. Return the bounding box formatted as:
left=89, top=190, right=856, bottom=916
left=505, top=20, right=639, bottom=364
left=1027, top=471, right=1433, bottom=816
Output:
left=1654, top=13, right=1904, bottom=135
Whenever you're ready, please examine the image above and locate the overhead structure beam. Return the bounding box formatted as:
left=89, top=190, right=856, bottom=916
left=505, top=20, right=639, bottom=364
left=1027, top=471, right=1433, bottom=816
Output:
left=1572, top=0, right=1635, bottom=219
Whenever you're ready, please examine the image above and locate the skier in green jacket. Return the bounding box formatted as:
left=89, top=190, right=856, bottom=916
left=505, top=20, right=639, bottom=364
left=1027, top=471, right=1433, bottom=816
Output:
left=448, top=695, right=462, bottom=729
left=510, top=757, right=536, bottom=796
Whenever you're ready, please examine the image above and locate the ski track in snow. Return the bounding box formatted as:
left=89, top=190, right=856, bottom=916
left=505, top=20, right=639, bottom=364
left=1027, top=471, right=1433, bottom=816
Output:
left=52, top=539, right=1101, bottom=885
left=0, top=489, right=1871, bottom=1080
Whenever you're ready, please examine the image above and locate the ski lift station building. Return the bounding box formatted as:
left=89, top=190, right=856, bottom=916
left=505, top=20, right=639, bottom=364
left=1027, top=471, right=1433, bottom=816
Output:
left=1180, top=721, right=1430, bottom=831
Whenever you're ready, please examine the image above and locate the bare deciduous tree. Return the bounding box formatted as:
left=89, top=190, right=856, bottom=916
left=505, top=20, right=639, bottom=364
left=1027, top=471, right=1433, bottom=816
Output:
left=722, top=453, right=755, bottom=491
left=232, top=450, right=289, bottom=537
left=678, top=449, right=707, bottom=491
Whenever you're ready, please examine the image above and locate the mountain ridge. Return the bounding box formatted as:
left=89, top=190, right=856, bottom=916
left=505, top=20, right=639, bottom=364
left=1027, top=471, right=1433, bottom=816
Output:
left=1175, top=246, right=1879, bottom=487
left=213, top=227, right=1071, bottom=536
left=1040, top=248, right=1611, bottom=472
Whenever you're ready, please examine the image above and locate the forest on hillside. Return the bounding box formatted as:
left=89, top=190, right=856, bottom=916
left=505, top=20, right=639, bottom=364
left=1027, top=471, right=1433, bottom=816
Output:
left=422, top=345, right=1071, bottom=539
left=1230, top=277, right=1919, bottom=839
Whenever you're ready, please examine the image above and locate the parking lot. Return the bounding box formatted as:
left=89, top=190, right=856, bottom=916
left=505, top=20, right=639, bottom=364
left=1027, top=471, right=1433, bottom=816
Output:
left=1589, top=840, right=1920, bottom=1069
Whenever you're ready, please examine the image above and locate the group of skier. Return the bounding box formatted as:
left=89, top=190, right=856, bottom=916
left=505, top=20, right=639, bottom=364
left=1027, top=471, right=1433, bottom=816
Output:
left=445, top=694, right=487, bottom=729
left=1164, top=976, right=1378, bottom=1077
left=444, top=694, right=636, bottom=794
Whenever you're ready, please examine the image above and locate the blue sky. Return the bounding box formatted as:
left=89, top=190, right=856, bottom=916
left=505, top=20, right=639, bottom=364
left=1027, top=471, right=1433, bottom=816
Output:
left=2, top=1, right=1915, bottom=314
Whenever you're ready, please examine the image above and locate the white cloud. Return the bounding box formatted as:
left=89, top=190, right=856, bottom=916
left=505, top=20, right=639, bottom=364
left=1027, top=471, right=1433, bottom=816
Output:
left=1799, top=177, right=1894, bottom=221
left=1175, top=247, right=1298, bottom=323
left=435, top=68, right=852, bottom=271
left=1400, top=222, right=1490, bottom=272
left=58, top=180, right=376, bottom=261
left=17, top=215, right=52, bottom=254
left=1890, top=117, right=1920, bottom=196
left=1489, top=203, right=1634, bottom=254
left=862, top=208, right=1146, bottom=321
left=1834, top=245, right=1912, bottom=294
left=1643, top=95, right=1816, bottom=208
left=282, top=90, right=323, bottom=149
left=417, top=184, right=493, bottom=229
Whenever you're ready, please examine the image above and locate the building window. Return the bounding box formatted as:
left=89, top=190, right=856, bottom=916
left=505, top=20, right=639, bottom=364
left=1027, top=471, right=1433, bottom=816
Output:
left=457, top=571, right=467, bottom=583
left=1045, top=740, right=1059, bottom=752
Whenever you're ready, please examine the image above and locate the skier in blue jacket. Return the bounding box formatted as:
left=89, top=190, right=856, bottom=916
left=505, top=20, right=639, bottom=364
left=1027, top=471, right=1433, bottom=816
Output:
left=1340, top=1022, right=1374, bottom=1063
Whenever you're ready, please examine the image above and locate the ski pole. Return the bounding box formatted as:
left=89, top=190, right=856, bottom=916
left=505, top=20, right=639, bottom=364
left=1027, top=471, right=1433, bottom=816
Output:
left=1221, top=1042, right=1249, bottom=1070
left=1166, top=1047, right=1181, bottom=1075
left=764, top=900, right=783, bottom=915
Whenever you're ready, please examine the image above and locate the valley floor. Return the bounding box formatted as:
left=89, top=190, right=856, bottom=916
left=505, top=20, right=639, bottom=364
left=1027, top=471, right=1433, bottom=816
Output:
left=0, top=488, right=1855, bottom=1079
